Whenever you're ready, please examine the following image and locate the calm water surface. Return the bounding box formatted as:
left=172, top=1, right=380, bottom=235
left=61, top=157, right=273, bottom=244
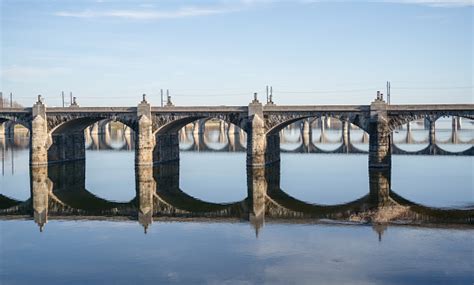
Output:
left=0, top=130, right=473, bottom=284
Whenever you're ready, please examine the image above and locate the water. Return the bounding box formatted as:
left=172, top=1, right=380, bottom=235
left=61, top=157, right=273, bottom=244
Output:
left=1, top=127, right=473, bottom=284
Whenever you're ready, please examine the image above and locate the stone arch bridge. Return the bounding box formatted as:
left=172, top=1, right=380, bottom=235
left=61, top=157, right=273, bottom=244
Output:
left=1, top=95, right=473, bottom=169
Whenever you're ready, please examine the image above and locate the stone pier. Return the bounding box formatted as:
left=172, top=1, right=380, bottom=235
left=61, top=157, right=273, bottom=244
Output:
left=368, top=97, right=391, bottom=169
left=30, top=98, right=49, bottom=166
left=246, top=98, right=266, bottom=167
left=369, top=168, right=391, bottom=207
left=31, top=165, right=51, bottom=231
left=247, top=166, right=266, bottom=235
left=136, top=165, right=156, bottom=232
left=341, top=120, right=350, bottom=153
left=153, top=133, right=179, bottom=164
left=136, top=98, right=154, bottom=166
left=48, top=132, right=86, bottom=163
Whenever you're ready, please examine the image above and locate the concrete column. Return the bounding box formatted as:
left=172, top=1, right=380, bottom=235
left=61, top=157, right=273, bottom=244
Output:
left=192, top=127, right=202, bottom=151
left=247, top=166, right=266, bottom=237
left=451, top=117, right=458, bottom=143
left=136, top=165, right=156, bottom=233
left=429, top=119, right=436, bottom=146
left=30, top=99, right=49, bottom=166
left=179, top=127, right=187, bottom=143
left=320, top=117, right=327, bottom=143
left=31, top=165, right=52, bottom=232
left=369, top=98, right=391, bottom=169
left=302, top=119, right=311, bottom=152
left=247, top=99, right=266, bottom=167
left=406, top=121, right=412, bottom=144
left=91, top=122, right=100, bottom=134
left=193, top=119, right=205, bottom=135
left=136, top=99, right=154, bottom=166
left=342, top=120, right=350, bottom=152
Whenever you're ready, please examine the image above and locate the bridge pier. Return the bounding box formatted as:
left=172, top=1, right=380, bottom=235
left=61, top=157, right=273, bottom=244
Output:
left=368, top=97, right=391, bottom=169
left=48, top=132, right=86, bottom=163
left=136, top=98, right=155, bottom=166
left=405, top=121, right=413, bottom=144
left=136, top=165, right=156, bottom=233
left=341, top=120, right=350, bottom=153
left=451, top=117, right=458, bottom=143
left=31, top=165, right=51, bottom=232
left=30, top=98, right=49, bottom=166
left=369, top=168, right=391, bottom=207
left=154, top=132, right=179, bottom=164
left=247, top=166, right=266, bottom=236
left=247, top=99, right=266, bottom=167
left=302, top=119, right=312, bottom=152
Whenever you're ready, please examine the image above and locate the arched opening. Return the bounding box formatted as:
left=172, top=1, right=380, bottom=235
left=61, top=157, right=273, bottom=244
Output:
left=435, top=116, right=473, bottom=153
left=49, top=118, right=136, bottom=202
left=155, top=116, right=247, bottom=203
left=392, top=118, right=429, bottom=152
left=177, top=118, right=247, bottom=152
left=0, top=118, right=30, bottom=201
left=267, top=116, right=369, bottom=205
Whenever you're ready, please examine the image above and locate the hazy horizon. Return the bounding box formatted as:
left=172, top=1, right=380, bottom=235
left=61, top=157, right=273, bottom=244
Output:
left=1, top=0, right=472, bottom=107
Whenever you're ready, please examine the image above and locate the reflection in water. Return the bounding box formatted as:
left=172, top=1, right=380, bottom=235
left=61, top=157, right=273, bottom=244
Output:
left=1, top=159, right=472, bottom=235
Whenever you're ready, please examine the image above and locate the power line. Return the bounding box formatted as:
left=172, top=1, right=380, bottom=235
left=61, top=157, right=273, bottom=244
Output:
left=392, top=86, right=473, bottom=90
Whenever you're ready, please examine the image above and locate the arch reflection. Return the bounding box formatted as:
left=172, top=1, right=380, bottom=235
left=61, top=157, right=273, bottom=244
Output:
left=0, top=160, right=471, bottom=236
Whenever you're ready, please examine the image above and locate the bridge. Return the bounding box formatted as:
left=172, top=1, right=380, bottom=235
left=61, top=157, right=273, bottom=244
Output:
left=0, top=93, right=473, bottom=169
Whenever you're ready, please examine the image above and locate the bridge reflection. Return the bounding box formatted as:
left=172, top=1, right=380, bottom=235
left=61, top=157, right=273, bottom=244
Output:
left=0, top=159, right=472, bottom=236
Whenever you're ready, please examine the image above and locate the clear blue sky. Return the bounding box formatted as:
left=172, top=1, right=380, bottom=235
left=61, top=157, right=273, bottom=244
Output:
left=1, top=0, right=472, bottom=106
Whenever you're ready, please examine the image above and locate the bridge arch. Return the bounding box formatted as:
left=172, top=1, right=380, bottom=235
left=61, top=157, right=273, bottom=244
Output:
left=153, top=115, right=247, bottom=163
left=268, top=115, right=368, bottom=154
left=47, top=116, right=137, bottom=163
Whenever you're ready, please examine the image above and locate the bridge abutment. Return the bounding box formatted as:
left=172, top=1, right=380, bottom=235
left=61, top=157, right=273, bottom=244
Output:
left=368, top=98, right=391, bottom=169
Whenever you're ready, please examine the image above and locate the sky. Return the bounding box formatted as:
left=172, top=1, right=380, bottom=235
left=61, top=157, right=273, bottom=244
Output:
left=0, top=0, right=472, bottom=107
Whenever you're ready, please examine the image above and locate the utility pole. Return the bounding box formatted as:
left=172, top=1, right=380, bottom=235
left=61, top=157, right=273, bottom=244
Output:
left=266, top=85, right=269, bottom=103
left=70, top=92, right=73, bottom=106
left=160, top=89, right=164, bottom=107
left=386, top=81, right=391, bottom=104
left=10, top=93, right=12, bottom=108
left=0, top=92, right=3, bottom=108
left=62, top=91, right=65, bottom=107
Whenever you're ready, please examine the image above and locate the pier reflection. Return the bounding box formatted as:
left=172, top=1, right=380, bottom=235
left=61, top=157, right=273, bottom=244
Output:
left=0, top=159, right=472, bottom=236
